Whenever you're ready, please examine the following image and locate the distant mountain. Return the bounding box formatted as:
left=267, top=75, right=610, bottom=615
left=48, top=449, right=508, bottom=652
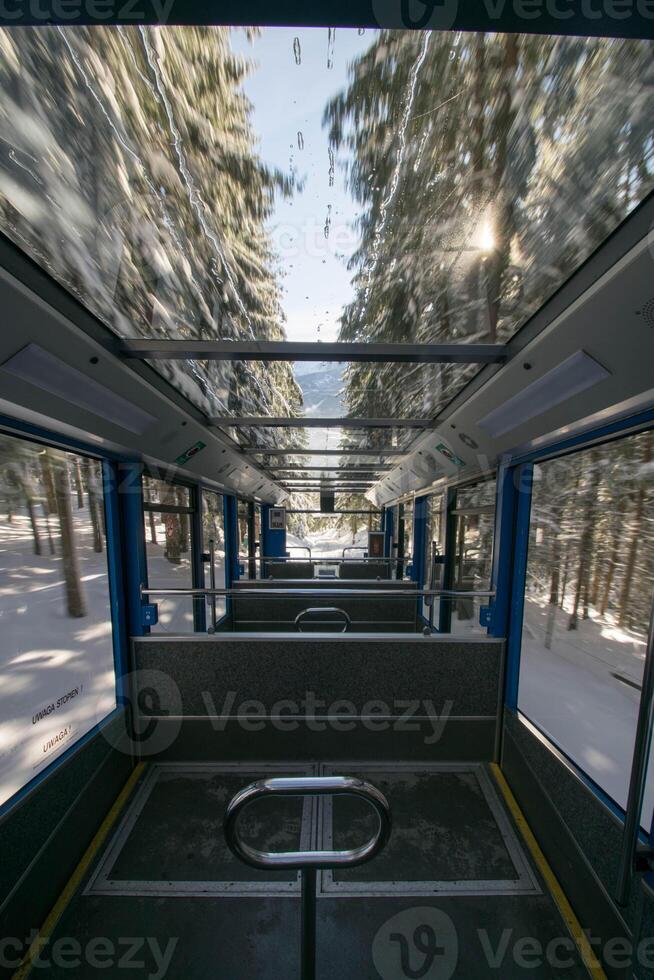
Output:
left=295, top=363, right=345, bottom=418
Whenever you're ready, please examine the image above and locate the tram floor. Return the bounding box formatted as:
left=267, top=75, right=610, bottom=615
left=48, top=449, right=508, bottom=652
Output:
left=25, top=762, right=592, bottom=979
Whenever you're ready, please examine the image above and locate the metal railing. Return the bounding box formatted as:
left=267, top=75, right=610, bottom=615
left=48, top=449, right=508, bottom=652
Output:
left=287, top=545, right=312, bottom=559
left=224, top=776, right=391, bottom=980
left=342, top=546, right=366, bottom=558
left=141, top=586, right=495, bottom=600
left=238, top=554, right=403, bottom=565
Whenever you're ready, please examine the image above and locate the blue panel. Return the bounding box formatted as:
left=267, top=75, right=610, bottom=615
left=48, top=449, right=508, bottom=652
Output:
left=413, top=496, right=428, bottom=587
left=383, top=507, right=393, bottom=560
left=191, top=485, right=207, bottom=632
left=504, top=464, right=534, bottom=710
left=489, top=462, right=518, bottom=639
left=223, top=494, right=239, bottom=588
left=116, top=461, right=149, bottom=637
left=101, top=461, right=129, bottom=699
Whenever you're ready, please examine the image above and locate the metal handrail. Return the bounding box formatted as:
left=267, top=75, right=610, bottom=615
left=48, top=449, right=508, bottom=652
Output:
left=287, top=545, right=312, bottom=559
left=342, top=546, right=366, bottom=558
left=238, top=555, right=402, bottom=564
left=224, top=776, right=391, bottom=980
left=224, top=775, right=391, bottom=869
left=141, top=586, right=495, bottom=599
left=295, top=607, right=351, bottom=633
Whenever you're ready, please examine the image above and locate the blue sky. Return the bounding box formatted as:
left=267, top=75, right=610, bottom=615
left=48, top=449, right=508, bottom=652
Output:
left=230, top=27, right=375, bottom=347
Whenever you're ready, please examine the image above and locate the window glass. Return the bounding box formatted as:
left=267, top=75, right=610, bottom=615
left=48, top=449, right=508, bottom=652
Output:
left=0, top=434, right=116, bottom=808
left=402, top=499, right=414, bottom=570
left=451, top=478, right=496, bottom=633
left=1, top=28, right=652, bottom=463
left=143, top=478, right=194, bottom=632
left=286, top=500, right=380, bottom=564
left=202, top=491, right=226, bottom=626
left=143, top=476, right=191, bottom=509
left=517, top=430, right=654, bottom=822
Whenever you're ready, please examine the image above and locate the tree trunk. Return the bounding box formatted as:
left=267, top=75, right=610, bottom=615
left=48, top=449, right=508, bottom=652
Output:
left=74, top=458, right=84, bottom=508
left=148, top=510, right=158, bottom=545
left=599, top=503, right=625, bottom=616
left=82, top=458, right=103, bottom=553
left=52, top=454, right=87, bottom=617
left=618, top=432, right=654, bottom=629
left=39, top=452, right=57, bottom=554
left=26, top=491, right=42, bottom=556
left=544, top=509, right=563, bottom=650
left=568, top=454, right=601, bottom=631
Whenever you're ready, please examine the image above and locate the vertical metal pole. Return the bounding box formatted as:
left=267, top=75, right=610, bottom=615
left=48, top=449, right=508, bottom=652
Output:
left=300, top=868, right=316, bottom=980
left=615, top=596, right=654, bottom=906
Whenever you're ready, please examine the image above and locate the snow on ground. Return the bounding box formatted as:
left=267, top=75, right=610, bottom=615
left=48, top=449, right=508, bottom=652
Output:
left=287, top=525, right=369, bottom=559
left=519, top=594, right=654, bottom=824
left=0, top=507, right=116, bottom=807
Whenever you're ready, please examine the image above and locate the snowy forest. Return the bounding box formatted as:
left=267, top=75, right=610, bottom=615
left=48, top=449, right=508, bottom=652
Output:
left=526, top=428, right=654, bottom=658
left=1, top=27, right=654, bottom=559
left=326, top=31, right=654, bottom=423
left=0, top=435, right=107, bottom=619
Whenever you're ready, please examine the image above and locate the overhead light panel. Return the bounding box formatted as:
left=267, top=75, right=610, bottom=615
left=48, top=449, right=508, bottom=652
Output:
left=478, top=350, right=610, bottom=439
left=1, top=344, right=156, bottom=436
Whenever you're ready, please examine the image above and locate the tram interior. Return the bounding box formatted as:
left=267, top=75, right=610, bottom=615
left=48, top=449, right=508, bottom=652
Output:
left=1, top=10, right=654, bottom=980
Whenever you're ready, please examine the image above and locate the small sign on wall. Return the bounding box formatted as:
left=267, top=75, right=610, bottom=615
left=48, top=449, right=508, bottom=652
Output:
left=269, top=507, right=286, bottom=531
left=368, top=530, right=385, bottom=558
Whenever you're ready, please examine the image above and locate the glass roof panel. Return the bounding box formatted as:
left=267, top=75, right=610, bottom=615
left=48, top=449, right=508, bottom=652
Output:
left=227, top=425, right=416, bottom=452
left=0, top=26, right=653, bottom=452
left=151, top=358, right=476, bottom=420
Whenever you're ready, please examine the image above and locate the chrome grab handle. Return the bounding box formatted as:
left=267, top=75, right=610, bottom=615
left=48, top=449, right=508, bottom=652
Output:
left=342, top=545, right=366, bottom=558
left=294, top=607, right=351, bottom=633
left=224, top=776, right=391, bottom=980
left=224, top=775, right=391, bottom=870
left=288, top=545, right=312, bottom=559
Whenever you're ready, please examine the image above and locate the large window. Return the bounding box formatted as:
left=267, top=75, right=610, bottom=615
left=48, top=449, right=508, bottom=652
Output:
left=450, top=479, right=496, bottom=634
left=143, top=476, right=195, bottom=633
left=286, top=505, right=380, bottom=560
left=517, top=429, right=654, bottom=820
left=0, top=433, right=116, bottom=808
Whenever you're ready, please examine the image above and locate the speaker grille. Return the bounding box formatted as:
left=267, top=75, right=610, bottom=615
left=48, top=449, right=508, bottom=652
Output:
left=638, top=297, right=654, bottom=328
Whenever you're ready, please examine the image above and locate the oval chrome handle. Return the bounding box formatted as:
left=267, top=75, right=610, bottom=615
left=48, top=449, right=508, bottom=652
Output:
left=294, top=607, right=351, bottom=632
left=224, top=775, right=391, bottom=870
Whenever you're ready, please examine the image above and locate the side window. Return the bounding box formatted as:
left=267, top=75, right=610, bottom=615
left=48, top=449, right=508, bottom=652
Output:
left=143, top=476, right=195, bottom=632
left=0, top=433, right=116, bottom=808
left=517, top=429, right=654, bottom=821
left=202, top=491, right=226, bottom=626
left=450, top=478, right=496, bottom=634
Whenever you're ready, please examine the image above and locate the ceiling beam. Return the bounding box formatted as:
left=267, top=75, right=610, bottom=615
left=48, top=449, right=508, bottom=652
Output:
left=268, top=465, right=391, bottom=472
left=120, top=339, right=508, bottom=365
left=244, top=448, right=407, bottom=456
left=210, top=417, right=436, bottom=429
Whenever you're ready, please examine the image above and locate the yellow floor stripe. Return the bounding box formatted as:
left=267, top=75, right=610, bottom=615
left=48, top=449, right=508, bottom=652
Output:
left=12, top=762, right=146, bottom=980
left=490, top=763, right=607, bottom=980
